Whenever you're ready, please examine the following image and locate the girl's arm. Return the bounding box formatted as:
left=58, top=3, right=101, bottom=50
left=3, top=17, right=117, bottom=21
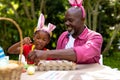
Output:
left=8, top=42, right=21, bottom=54
left=8, top=37, right=32, bottom=54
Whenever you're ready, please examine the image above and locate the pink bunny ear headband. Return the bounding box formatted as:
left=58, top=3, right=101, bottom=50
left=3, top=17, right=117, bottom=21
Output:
left=35, top=13, right=56, bottom=37
left=68, top=0, right=86, bottom=19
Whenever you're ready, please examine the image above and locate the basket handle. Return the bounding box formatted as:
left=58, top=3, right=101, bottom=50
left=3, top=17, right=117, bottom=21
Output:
left=0, top=17, right=23, bottom=64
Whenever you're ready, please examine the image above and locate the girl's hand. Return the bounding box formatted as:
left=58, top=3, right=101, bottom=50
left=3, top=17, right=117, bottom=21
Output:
left=23, top=37, right=32, bottom=45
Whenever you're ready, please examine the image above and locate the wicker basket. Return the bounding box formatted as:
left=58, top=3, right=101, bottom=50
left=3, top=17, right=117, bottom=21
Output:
left=0, top=17, right=23, bottom=80
left=0, top=60, right=23, bottom=80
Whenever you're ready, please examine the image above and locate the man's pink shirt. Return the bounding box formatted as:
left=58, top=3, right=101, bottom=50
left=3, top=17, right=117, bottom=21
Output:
left=56, top=27, right=103, bottom=64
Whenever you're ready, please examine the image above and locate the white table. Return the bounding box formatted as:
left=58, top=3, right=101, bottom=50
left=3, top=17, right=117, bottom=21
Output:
left=21, top=63, right=105, bottom=80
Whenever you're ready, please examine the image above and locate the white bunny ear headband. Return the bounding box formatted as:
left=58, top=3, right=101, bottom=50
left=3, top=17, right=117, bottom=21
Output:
left=35, top=13, right=56, bottom=37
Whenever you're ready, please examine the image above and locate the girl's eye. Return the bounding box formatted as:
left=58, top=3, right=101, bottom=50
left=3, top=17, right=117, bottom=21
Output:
left=37, top=37, right=40, bottom=39
left=43, top=39, right=47, bottom=41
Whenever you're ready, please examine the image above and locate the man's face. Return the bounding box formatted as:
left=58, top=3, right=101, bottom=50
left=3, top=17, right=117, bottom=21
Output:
left=65, top=7, right=84, bottom=37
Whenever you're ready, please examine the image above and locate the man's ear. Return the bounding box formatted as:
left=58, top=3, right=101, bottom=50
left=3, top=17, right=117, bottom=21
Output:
left=81, top=18, right=85, bottom=21
left=81, top=18, right=85, bottom=24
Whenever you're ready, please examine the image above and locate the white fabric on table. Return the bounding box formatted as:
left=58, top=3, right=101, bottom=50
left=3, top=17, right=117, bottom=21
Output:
left=81, top=66, right=120, bottom=80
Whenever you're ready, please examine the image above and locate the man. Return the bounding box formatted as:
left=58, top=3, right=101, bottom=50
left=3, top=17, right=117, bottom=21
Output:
left=28, top=0, right=103, bottom=64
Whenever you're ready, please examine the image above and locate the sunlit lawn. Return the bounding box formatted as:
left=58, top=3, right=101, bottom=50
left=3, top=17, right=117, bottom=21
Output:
left=103, top=51, right=120, bottom=70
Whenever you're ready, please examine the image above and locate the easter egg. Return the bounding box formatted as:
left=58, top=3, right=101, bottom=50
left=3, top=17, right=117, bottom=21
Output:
left=27, top=66, right=35, bottom=75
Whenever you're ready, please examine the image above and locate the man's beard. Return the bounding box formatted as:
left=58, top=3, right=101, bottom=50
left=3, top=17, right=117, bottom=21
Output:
left=69, top=29, right=74, bottom=35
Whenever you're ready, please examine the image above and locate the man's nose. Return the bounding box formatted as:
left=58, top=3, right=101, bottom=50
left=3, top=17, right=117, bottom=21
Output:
left=65, top=21, right=70, bottom=26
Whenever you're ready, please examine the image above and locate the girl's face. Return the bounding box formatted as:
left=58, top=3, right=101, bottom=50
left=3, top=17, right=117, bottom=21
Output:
left=33, top=30, right=50, bottom=50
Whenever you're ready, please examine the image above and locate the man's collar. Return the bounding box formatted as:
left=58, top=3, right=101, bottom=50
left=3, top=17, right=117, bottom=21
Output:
left=78, top=27, right=88, bottom=39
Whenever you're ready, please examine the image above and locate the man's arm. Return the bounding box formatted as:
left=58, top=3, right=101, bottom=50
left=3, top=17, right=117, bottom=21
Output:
left=28, top=48, right=76, bottom=64
left=47, top=48, right=76, bottom=62
left=74, top=33, right=103, bottom=63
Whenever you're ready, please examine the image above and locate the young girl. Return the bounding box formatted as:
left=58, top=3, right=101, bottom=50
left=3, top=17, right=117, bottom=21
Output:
left=8, top=13, right=56, bottom=64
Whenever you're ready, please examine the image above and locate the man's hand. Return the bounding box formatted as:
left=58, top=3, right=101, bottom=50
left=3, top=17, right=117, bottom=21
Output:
left=27, top=50, right=47, bottom=65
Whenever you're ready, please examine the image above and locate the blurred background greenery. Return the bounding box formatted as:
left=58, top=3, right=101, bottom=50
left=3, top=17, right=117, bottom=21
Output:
left=0, top=0, right=120, bottom=69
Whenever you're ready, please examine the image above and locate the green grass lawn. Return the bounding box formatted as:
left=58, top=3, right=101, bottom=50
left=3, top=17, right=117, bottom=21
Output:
left=103, top=51, right=120, bottom=70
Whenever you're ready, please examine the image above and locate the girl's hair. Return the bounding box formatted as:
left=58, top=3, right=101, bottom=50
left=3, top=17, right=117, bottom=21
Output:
left=34, top=30, right=51, bottom=39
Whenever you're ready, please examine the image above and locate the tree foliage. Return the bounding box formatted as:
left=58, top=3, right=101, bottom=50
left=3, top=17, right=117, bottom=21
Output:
left=0, top=0, right=120, bottom=56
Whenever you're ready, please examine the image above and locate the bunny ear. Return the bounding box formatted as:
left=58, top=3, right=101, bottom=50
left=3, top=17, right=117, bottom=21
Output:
left=48, top=23, right=56, bottom=33
left=68, top=0, right=82, bottom=6
left=80, top=6, right=85, bottom=18
left=76, top=0, right=83, bottom=6
left=68, top=0, right=76, bottom=6
left=36, top=13, right=45, bottom=30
